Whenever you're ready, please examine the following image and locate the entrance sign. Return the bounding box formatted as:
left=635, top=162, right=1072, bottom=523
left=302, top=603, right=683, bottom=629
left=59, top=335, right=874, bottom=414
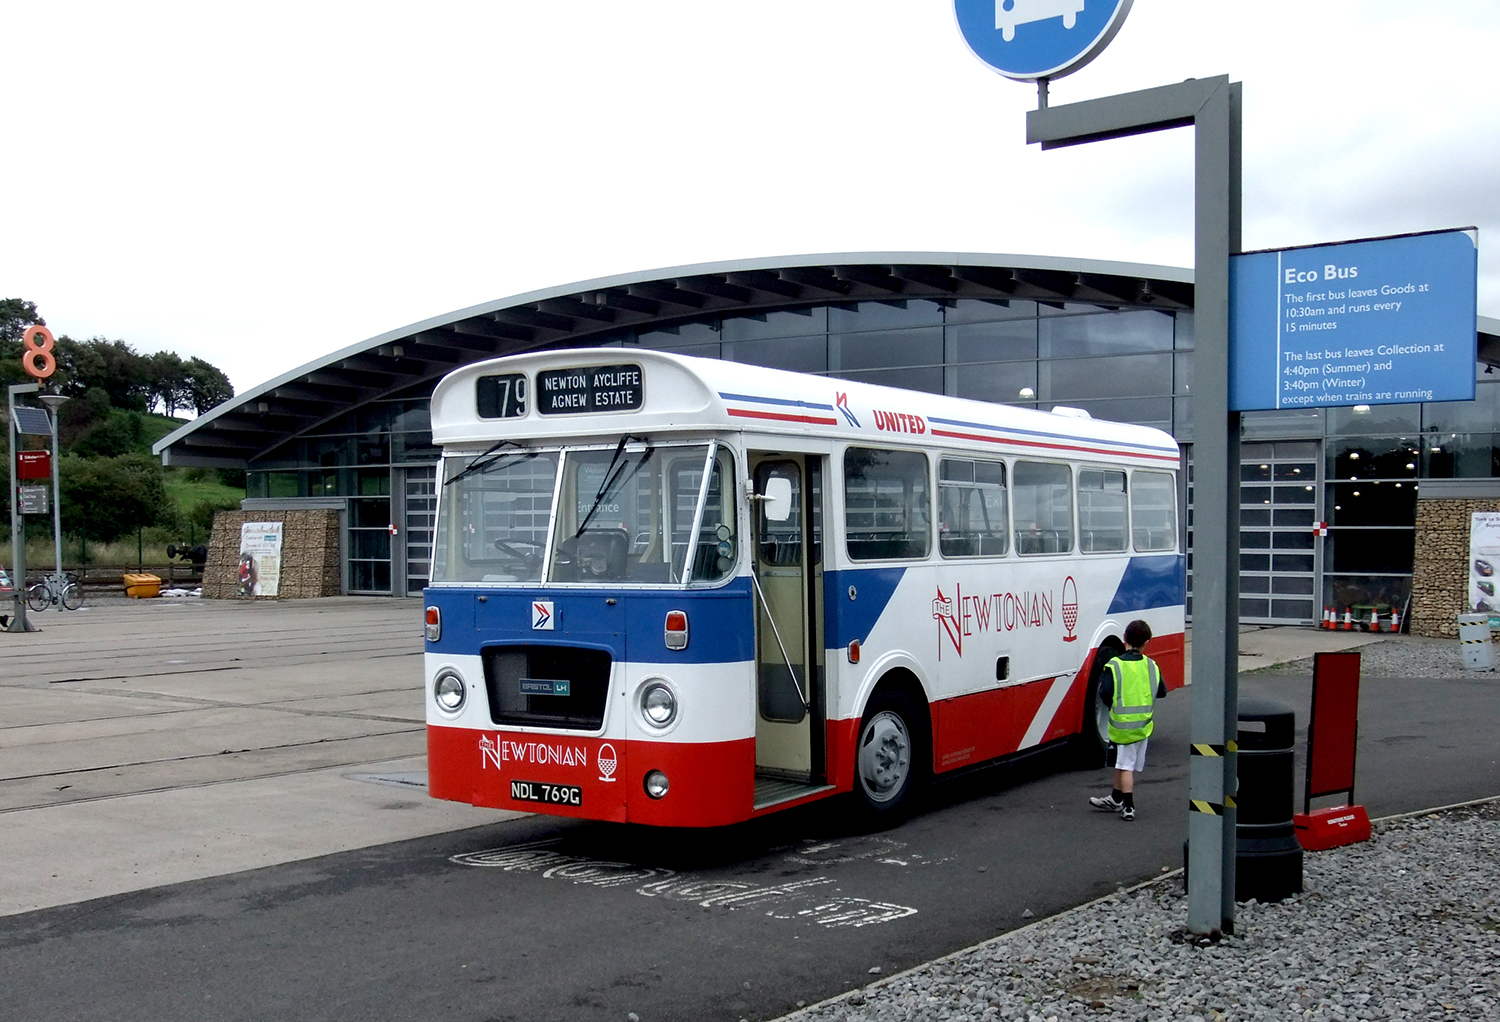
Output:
left=1468, top=512, right=1500, bottom=625
left=238, top=521, right=284, bottom=597
left=1229, top=229, right=1478, bottom=411
left=953, top=0, right=1133, bottom=81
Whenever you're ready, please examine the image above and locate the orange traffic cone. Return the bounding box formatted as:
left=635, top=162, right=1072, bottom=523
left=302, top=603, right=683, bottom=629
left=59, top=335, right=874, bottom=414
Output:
left=1369, top=608, right=1380, bottom=633
left=1391, top=609, right=1401, bottom=634
left=1343, top=609, right=1353, bottom=630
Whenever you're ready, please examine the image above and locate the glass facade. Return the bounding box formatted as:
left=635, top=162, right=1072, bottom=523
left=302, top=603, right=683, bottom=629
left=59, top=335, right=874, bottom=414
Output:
left=244, top=294, right=1492, bottom=617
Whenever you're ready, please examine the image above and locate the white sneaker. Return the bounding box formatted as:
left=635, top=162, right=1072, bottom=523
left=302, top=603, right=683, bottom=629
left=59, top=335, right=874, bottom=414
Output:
left=1120, top=806, right=1135, bottom=821
left=1090, top=795, right=1123, bottom=812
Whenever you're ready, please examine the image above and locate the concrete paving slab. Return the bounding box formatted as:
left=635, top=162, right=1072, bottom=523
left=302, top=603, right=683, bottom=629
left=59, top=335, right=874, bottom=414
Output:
left=0, top=756, right=515, bottom=917
left=0, top=730, right=427, bottom=813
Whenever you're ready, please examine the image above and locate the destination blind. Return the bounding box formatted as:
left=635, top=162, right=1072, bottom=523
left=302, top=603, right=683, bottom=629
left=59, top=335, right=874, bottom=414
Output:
left=537, top=364, right=645, bottom=415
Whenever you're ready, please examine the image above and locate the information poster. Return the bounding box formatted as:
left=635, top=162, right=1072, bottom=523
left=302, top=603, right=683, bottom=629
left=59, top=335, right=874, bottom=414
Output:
left=1229, top=229, right=1477, bottom=411
left=238, top=521, right=284, bottom=597
left=1468, top=512, right=1500, bottom=627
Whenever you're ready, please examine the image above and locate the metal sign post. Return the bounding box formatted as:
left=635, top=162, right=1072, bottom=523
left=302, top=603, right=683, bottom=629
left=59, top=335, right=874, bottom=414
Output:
left=7, top=383, right=41, bottom=632
left=1026, top=77, right=1243, bottom=937
left=953, top=3, right=1242, bottom=935
left=38, top=394, right=69, bottom=592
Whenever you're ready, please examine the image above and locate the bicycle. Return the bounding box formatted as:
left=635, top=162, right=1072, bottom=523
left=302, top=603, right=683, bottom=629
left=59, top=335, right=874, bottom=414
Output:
left=27, top=572, right=84, bottom=612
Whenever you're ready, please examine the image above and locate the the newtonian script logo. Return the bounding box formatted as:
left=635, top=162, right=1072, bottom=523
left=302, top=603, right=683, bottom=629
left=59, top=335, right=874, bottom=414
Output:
left=932, top=581, right=1061, bottom=659
left=479, top=735, right=591, bottom=771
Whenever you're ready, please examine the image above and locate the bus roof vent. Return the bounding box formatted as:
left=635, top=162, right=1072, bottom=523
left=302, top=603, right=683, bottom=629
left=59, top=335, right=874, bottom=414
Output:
left=1050, top=405, right=1092, bottom=419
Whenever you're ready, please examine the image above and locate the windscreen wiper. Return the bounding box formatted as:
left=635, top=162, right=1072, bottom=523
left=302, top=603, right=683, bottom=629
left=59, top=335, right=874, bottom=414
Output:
left=574, top=435, right=652, bottom=537
left=443, top=440, right=529, bottom=487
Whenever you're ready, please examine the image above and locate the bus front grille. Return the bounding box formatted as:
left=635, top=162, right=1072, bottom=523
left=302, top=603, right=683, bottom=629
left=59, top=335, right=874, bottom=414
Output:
left=482, top=645, right=612, bottom=730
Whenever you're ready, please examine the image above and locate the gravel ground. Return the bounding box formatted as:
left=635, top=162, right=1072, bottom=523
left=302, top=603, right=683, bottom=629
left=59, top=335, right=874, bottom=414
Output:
left=781, top=798, right=1500, bottom=1022
left=1251, top=635, right=1499, bottom=679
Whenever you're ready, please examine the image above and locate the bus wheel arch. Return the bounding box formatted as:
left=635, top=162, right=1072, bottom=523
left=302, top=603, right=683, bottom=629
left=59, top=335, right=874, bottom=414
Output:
left=1072, top=633, right=1126, bottom=769
left=851, top=669, right=931, bottom=823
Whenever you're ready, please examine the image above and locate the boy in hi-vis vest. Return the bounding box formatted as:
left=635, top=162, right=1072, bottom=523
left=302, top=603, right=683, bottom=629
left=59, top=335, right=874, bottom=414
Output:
left=1089, top=619, right=1167, bottom=822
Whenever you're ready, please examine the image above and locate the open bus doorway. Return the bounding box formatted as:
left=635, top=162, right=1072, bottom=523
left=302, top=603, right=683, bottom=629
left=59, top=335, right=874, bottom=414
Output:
left=750, top=454, right=827, bottom=804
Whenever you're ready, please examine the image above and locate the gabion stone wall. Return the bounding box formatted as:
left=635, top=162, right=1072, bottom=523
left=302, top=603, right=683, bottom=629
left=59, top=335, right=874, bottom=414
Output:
left=203, top=510, right=342, bottom=599
left=1410, top=498, right=1500, bottom=637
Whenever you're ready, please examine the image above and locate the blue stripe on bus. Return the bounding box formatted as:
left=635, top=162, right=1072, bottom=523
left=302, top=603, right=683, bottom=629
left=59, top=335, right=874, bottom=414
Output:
left=1106, top=555, right=1187, bottom=614
left=926, top=415, right=1179, bottom=455
left=825, top=567, right=907, bottom=649
left=424, top=580, right=755, bottom=664
left=718, top=392, right=835, bottom=411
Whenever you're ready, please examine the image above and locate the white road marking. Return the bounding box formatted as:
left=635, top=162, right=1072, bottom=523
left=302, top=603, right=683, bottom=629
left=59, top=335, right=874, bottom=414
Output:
left=451, top=842, right=918, bottom=928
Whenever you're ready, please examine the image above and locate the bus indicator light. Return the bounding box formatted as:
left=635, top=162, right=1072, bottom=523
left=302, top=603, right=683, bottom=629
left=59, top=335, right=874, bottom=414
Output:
left=848, top=639, right=861, bottom=664
left=664, top=610, right=689, bottom=650
left=425, top=606, right=441, bottom=642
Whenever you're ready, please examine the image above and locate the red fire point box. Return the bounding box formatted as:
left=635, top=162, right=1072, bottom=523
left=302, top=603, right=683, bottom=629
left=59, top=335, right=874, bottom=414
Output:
left=1293, top=804, right=1372, bottom=851
left=16, top=450, right=51, bottom=480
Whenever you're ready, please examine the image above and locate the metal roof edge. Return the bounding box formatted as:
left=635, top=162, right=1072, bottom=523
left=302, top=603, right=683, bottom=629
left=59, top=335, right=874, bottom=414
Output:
left=148, top=252, right=1192, bottom=460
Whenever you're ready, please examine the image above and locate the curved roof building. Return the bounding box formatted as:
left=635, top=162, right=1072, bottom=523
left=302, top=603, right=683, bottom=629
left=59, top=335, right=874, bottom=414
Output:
left=155, top=252, right=1500, bottom=623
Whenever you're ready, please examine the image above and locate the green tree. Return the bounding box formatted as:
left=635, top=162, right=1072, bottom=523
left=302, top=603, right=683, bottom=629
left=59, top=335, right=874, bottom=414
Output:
left=0, top=298, right=44, bottom=387
left=145, top=349, right=190, bottom=416
left=183, top=356, right=233, bottom=414
left=70, top=409, right=146, bottom=458
left=59, top=452, right=179, bottom=543
left=56, top=337, right=152, bottom=410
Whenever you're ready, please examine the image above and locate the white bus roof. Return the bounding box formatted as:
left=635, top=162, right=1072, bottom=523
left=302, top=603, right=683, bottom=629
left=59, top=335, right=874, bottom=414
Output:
left=430, top=349, right=1180, bottom=468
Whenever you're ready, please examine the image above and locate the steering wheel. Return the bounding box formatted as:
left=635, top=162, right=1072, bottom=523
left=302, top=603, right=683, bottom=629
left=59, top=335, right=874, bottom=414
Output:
left=494, top=539, right=544, bottom=566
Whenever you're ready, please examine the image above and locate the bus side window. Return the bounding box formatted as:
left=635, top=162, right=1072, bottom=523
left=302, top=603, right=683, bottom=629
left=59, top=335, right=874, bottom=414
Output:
left=1077, top=468, right=1128, bottom=553
left=939, top=457, right=1008, bottom=558
left=1131, top=470, right=1178, bottom=551
left=756, top=462, right=802, bottom=566
left=1012, top=461, right=1073, bottom=555
left=843, top=447, right=931, bottom=561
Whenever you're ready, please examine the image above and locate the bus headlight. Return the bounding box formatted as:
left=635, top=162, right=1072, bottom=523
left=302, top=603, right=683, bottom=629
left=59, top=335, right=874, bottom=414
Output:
left=433, top=669, right=467, bottom=714
left=640, top=681, right=677, bottom=728
left=644, top=770, right=670, bottom=799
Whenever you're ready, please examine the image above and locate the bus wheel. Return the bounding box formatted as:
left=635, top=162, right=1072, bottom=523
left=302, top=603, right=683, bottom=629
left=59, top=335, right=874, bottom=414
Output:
left=854, top=690, right=925, bottom=820
left=1071, top=642, right=1121, bottom=769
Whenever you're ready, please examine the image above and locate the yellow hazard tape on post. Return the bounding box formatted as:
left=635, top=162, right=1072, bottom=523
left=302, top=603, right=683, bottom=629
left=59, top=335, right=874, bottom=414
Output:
left=1188, top=740, right=1239, bottom=756
left=1188, top=796, right=1238, bottom=815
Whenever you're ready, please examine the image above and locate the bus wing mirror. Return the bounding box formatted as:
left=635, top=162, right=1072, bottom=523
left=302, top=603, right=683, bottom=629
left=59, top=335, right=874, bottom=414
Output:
left=762, top=477, right=794, bottom=522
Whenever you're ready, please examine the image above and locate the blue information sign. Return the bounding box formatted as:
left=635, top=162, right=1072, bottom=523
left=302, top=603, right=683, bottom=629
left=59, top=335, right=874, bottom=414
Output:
left=1229, top=229, right=1478, bottom=412
left=953, top=0, right=1133, bottom=81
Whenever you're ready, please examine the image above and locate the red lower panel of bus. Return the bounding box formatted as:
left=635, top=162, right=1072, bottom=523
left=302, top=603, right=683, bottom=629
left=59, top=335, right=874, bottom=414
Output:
left=431, top=632, right=1186, bottom=826
left=427, top=725, right=756, bottom=827
left=1146, top=632, right=1187, bottom=691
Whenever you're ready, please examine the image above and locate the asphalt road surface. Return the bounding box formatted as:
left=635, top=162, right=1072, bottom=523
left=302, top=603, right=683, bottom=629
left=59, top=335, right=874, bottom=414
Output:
left=3, top=673, right=1497, bottom=1022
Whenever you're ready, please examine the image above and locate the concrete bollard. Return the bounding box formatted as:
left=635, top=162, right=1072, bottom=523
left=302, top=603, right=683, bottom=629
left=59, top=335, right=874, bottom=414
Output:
left=1457, top=612, right=1494, bottom=670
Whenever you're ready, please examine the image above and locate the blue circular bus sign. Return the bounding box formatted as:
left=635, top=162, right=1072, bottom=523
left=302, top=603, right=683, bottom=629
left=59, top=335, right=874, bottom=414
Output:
left=953, top=0, right=1133, bottom=81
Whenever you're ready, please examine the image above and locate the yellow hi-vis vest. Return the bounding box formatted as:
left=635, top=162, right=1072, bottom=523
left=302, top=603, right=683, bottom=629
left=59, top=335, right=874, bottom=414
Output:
left=1106, top=654, right=1161, bottom=744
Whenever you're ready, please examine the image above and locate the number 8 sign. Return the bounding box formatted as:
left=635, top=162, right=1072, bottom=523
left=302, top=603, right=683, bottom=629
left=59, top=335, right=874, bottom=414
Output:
left=22, top=324, right=56, bottom=380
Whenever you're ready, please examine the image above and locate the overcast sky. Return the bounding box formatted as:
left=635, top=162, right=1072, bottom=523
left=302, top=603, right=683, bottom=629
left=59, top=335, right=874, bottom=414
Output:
left=6, top=1, right=1498, bottom=398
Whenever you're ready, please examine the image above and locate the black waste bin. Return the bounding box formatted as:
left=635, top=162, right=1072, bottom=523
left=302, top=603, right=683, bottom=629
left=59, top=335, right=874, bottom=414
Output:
left=1233, top=697, right=1303, bottom=901
left=1184, top=697, right=1304, bottom=903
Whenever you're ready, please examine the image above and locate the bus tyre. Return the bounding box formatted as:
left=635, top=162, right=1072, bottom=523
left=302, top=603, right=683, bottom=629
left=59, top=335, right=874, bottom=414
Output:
left=853, top=690, right=926, bottom=822
left=1071, top=644, right=1120, bottom=770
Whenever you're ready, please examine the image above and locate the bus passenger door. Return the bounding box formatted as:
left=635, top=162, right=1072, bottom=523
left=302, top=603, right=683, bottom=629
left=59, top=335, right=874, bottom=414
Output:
left=750, top=455, right=825, bottom=787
